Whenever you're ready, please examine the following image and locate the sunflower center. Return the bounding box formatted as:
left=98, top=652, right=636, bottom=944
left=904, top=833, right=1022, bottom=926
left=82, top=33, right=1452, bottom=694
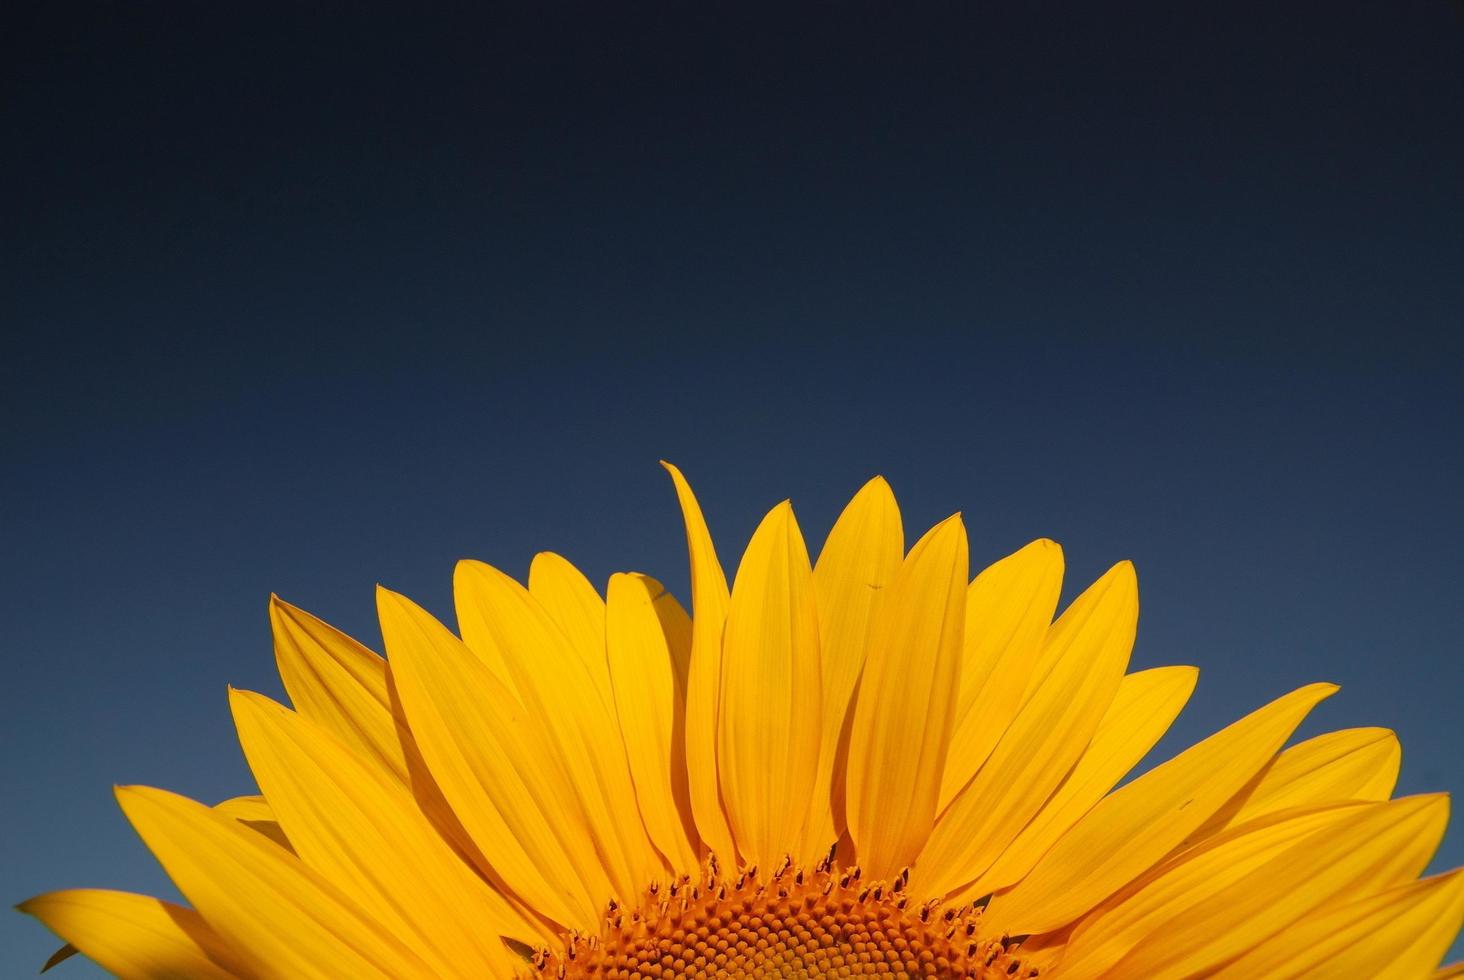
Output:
left=534, top=858, right=1033, bottom=978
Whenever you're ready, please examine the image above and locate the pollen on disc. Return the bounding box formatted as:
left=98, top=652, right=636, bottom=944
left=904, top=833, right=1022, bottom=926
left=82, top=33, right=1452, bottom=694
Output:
left=534, top=860, right=1034, bottom=979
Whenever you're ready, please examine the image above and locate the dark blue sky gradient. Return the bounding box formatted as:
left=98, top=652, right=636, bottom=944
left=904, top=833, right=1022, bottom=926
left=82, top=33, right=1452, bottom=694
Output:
left=5, top=3, right=1464, bottom=973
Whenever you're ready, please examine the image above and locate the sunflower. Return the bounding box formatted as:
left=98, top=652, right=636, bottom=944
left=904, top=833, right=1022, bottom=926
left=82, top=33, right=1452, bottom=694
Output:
left=22, top=464, right=1464, bottom=979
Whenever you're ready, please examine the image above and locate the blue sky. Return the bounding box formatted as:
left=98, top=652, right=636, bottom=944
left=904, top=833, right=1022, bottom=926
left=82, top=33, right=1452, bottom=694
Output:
left=5, top=2, right=1463, bottom=974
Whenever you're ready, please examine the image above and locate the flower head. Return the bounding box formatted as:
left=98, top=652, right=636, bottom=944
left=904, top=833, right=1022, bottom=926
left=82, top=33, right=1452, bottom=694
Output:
left=22, top=465, right=1464, bottom=978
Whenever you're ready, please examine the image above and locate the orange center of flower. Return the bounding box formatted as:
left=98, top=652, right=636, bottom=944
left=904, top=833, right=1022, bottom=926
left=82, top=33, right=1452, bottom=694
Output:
left=534, top=859, right=1033, bottom=979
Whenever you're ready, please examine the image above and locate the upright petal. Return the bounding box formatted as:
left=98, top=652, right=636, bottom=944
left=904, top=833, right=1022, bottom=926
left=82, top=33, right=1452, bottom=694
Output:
left=846, top=515, right=968, bottom=880
left=916, top=562, right=1135, bottom=897
left=986, top=683, right=1336, bottom=935
left=802, top=476, right=903, bottom=862
left=651, top=583, right=693, bottom=697
left=453, top=561, right=662, bottom=895
left=940, top=539, right=1064, bottom=809
left=661, top=461, right=738, bottom=862
left=115, top=785, right=434, bottom=979
left=231, top=689, right=540, bottom=974
left=606, top=572, right=701, bottom=874
left=19, top=889, right=247, bottom=980
left=528, top=552, right=614, bottom=707
left=717, top=501, right=823, bottom=868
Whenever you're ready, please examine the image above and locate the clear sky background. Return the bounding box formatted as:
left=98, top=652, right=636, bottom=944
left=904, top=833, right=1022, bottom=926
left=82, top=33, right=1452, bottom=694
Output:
left=4, top=3, right=1463, bottom=974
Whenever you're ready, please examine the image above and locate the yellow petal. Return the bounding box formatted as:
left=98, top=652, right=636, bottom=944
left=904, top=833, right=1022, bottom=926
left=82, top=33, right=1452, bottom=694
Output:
left=379, top=586, right=606, bottom=929
left=114, top=785, right=434, bottom=979
left=453, top=561, right=661, bottom=895
left=19, top=889, right=246, bottom=980
left=1108, top=793, right=1450, bottom=978
left=210, top=795, right=272, bottom=822
left=606, top=572, right=701, bottom=874
left=1056, top=803, right=1371, bottom=979
left=717, top=501, right=823, bottom=868
left=649, top=582, right=693, bottom=698
left=269, top=596, right=408, bottom=783
left=647, top=577, right=696, bottom=853
left=986, top=682, right=1336, bottom=935
left=1436, top=961, right=1464, bottom=979
left=381, top=665, right=554, bottom=946
left=915, top=561, right=1135, bottom=897
left=270, top=602, right=478, bottom=869
left=846, top=515, right=968, bottom=880
left=976, top=665, right=1197, bottom=894
left=1212, top=869, right=1464, bottom=980
left=661, top=461, right=738, bottom=862
left=528, top=551, right=614, bottom=707
left=230, top=689, right=540, bottom=974
left=802, top=476, right=903, bottom=862
left=212, top=795, right=292, bottom=852
left=1189, top=726, right=1401, bottom=842
left=940, top=539, right=1064, bottom=809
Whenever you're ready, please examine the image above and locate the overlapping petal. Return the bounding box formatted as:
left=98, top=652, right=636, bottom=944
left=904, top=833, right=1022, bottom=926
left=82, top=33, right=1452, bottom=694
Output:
left=606, top=572, right=700, bottom=873
left=115, top=785, right=435, bottom=979
left=845, top=514, right=968, bottom=880
left=25, top=468, right=1461, bottom=979
left=662, top=461, right=738, bottom=863
left=915, top=561, right=1136, bottom=897
left=717, top=501, right=823, bottom=868
left=986, top=682, right=1338, bottom=934
left=19, top=890, right=246, bottom=980
left=231, top=688, right=541, bottom=972
left=802, top=476, right=903, bottom=863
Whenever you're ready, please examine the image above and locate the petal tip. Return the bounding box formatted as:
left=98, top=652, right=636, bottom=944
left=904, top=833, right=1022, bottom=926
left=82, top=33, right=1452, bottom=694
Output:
left=859, top=474, right=896, bottom=501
